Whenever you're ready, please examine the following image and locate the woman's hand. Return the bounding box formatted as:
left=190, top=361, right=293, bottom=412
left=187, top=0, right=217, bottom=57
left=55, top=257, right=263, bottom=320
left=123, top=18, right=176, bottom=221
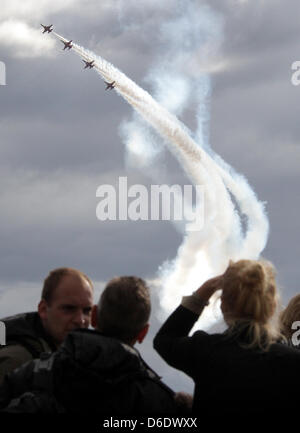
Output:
left=195, top=275, right=224, bottom=302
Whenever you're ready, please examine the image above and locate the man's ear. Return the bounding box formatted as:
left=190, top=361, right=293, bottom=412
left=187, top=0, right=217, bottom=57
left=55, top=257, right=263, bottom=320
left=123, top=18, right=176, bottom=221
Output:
left=136, top=323, right=149, bottom=344
left=38, top=299, right=47, bottom=320
left=91, top=305, right=98, bottom=329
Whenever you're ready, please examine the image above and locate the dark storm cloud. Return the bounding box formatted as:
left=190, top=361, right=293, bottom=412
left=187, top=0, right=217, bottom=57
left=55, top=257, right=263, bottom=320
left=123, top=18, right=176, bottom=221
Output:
left=1, top=0, right=299, bottom=287
left=0, top=216, right=182, bottom=283
left=1, top=0, right=300, bottom=392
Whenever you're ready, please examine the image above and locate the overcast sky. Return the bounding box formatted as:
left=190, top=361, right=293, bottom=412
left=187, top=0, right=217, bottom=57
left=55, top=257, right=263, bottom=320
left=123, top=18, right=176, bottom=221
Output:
left=0, top=0, right=300, bottom=392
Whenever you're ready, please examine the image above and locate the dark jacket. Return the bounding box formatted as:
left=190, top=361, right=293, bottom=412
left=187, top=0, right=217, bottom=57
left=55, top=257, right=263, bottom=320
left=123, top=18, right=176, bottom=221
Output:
left=0, top=328, right=177, bottom=414
left=154, top=305, right=300, bottom=418
left=0, top=312, right=56, bottom=385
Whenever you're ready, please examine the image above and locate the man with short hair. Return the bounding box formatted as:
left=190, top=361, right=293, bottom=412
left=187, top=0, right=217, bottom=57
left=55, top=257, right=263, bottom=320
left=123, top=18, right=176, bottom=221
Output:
left=0, top=276, right=178, bottom=414
left=96, top=276, right=151, bottom=345
left=0, top=267, right=94, bottom=385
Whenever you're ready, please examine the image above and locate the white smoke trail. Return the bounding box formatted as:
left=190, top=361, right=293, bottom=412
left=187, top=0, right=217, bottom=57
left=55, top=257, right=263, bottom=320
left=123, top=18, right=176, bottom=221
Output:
left=51, top=27, right=269, bottom=328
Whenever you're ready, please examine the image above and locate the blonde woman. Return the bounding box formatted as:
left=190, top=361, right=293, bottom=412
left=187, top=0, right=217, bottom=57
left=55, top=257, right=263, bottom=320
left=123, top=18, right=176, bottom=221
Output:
left=154, top=260, right=300, bottom=419
left=280, top=294, right=300, bottom=349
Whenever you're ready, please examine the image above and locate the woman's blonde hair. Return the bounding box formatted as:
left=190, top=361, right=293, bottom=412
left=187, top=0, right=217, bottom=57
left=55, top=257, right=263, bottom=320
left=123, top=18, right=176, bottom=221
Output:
left=280, top=294, right=300, bottom=340
left=221, top=259, right=282, bottom=350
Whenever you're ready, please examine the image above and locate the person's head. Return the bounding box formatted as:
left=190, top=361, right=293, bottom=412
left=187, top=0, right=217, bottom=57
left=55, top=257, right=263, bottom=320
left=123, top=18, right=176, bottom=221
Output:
left=92, top=276, right=151, bottom=346
left=220, top=259, right=280, bottom=349
left=280, top=294, right=300, bottom=340
left=38, top=267, right=94, bottom=346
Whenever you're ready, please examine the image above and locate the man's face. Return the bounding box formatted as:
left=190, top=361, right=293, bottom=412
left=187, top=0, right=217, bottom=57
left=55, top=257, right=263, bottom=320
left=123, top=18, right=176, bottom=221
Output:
left=38, top=274, right=94, bottom=346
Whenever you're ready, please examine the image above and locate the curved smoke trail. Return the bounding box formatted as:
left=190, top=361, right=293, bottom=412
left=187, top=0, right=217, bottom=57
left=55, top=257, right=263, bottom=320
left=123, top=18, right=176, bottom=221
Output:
left=52, top=31, right=269, bottom=327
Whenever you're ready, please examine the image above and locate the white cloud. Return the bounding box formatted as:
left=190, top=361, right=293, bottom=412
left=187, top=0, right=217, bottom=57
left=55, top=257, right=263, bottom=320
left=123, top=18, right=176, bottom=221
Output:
left=0, top=20, right=55, bottom=58
left=0, top=0, right=81, bottom=21
left=0, top=0, right=117, bottom=23
left=0, top=0, right=117, bottom=58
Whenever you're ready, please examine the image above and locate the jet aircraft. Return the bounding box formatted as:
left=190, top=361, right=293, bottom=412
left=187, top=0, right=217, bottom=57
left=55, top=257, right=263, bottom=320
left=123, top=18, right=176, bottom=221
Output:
left=105, top=81, right=116, bottom=90
left=83, top=60, right=95, bottom=69
left=41, top=24, right=53, bottom=34
left=61, top=40, right=73, bottom=50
